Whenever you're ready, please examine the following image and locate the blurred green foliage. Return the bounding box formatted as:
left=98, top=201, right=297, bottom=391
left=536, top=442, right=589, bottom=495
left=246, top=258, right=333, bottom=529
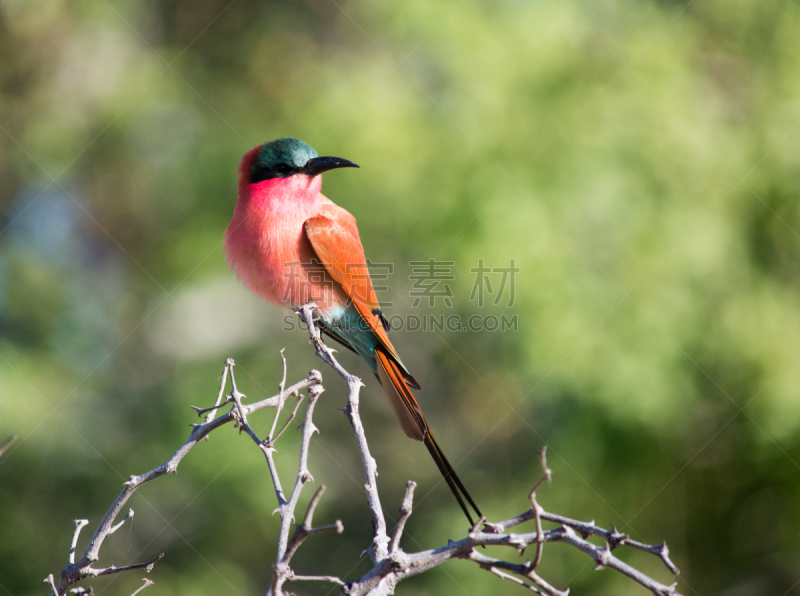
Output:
left=2, top=0, right=800, bottom=594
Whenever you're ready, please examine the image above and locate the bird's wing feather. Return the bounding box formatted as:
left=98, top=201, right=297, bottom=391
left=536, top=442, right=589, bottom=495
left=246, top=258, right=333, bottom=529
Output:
left=375, top=348, right=426, bottom=441
left=303, top=215, right=419, bottom=388
left=318, top=195, right=361, bottom=240
left=304, top=214, right=480, bottom=525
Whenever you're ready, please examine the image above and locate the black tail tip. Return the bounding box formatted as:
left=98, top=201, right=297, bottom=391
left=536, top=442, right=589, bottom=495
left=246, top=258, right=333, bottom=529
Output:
left=424, top=433, right=483, bottom=527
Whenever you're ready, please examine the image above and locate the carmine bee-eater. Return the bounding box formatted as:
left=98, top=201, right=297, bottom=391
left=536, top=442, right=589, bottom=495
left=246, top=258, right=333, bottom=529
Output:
left=224, top=137, right=481, bottom=525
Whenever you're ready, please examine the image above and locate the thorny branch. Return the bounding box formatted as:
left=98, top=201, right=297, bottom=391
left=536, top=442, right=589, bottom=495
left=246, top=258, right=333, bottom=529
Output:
left=295, top=303, right=683, bottom=596
left=297, top=303, right=391, bottom=562
left=43, top=303, right=684, bottom=596
left=45, top=359, right=324, bottom=596
left=330, top=452, right=681, bottom=596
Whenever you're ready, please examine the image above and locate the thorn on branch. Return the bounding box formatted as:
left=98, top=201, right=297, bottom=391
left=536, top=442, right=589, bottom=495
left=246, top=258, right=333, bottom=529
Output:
left=608, top=524, right=627, bottom=549
left=593, top=544, right=613, bottom=570
left=508, top=533, right=527, bottom=552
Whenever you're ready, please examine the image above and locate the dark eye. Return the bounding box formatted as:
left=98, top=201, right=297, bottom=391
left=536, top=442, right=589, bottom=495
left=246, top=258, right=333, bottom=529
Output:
left=250, top=162, right=294, bottom=183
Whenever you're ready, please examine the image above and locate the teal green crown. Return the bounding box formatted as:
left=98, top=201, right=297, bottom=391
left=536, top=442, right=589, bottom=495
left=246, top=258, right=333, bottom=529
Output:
left=250, top=137, right=318, bottom=182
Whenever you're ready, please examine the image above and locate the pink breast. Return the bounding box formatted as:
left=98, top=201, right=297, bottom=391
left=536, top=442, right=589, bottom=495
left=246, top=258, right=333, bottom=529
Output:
left=224, top=175, right=346, bottom=313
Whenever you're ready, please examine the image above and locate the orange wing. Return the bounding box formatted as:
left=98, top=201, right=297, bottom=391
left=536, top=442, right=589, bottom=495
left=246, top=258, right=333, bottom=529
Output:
left=305, top=215, right=481, bottom=524
left=303, top=215, right=419, bottom=388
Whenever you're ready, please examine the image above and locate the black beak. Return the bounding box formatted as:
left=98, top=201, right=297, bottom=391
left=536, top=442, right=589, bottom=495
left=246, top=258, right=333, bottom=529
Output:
left=304, top=156, right=360, bottom=177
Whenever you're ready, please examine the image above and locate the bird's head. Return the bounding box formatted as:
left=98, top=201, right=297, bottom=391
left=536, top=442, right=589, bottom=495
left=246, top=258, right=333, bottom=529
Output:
left=249, top=137, right=359, bottom=183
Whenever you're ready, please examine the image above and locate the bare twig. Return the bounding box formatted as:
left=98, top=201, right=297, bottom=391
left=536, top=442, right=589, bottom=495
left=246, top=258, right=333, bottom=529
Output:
left=44, top=574, right=59, bottom=596
left=390, top=481, right=416, bottom=554
left=266, top=349, right=289, bottom=442
left=45, top=345, right=682, bottom=596
left=468, top=550, right=565, bottom=596
left=48, top=360, right=323, bottom=596
left=529, top=448, right=551, bottom=570
left=261, top=434, right=288, bottom=510
left=271, top=392, right=305, bottom=444
left=276, top=383, right=322, bottom=561
left=286, top=573, right=344, bottom=585
left=284, top=486, right=345, bottom=564
left=297, top=304, right=390, bottom=562
left=202, top=360, right=232, bottom=424
left=270, top=486, right=345, bottom=595
left=484, top=506, right=681, bottom=578
left=345, top=511, right=678, bottom=596
left=68, top=520, right=89, bottom=565
left=129, top=578, right=154, bottom=596
left=228, top=364, right=327, bottom=561
left=108, top=509, right=134, bottom=537
left=88, top=552, right=164, bottom=578
left=208, top=354, right=341, bottom=596
left=293, top=303, right=680, bottom=595
left=468, top=549, right=566, bottom=596
left=530, top=448, right=552, bottom=494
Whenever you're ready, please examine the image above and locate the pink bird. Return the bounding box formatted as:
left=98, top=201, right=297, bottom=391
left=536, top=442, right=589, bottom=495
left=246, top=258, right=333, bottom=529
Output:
left=225, top=137, right=481, bottom=524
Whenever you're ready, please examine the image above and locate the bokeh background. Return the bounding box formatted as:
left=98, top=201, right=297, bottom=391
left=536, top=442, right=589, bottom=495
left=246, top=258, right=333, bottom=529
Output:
left=2, top=0, right=800, bottom=594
